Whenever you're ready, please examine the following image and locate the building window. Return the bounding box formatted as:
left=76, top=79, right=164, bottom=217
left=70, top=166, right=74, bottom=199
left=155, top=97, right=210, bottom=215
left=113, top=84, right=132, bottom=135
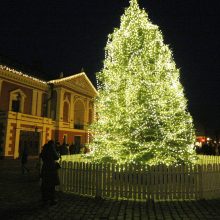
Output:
left=74, top=99, right=85, bottom=130
left=63, top=101, right=70, bottom=122
left=12, top=99, right=20, bottom=112
left=50, top=90, right=57, bottom=120
left=9, top=89, right=26, bottom=113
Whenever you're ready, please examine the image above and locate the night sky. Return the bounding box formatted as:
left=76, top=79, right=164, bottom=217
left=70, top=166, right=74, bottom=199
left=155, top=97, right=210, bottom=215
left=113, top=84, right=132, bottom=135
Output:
left=1, top=0, right=220, bottom=137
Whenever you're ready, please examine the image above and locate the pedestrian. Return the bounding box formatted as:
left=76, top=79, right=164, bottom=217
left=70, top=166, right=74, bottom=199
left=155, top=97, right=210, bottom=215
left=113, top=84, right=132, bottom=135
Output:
left=40, top=140, right=60, bottom=206
left=60, top=143, right=69, bottom=155
left=55, top=141, right=61, bottom=155
left=75, top=143, right=80, bottom=154
left=21, top=145, right=29, bottom=174
left=69, top=143, right=76, bottom=154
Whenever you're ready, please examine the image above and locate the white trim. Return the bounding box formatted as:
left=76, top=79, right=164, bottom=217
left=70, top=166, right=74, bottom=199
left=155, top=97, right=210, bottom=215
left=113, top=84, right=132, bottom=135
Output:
left=48, top=72, right=98, bottom=96
left=0, top=65, right=47, bottom=90
left=48, top=72, right=85, bottom=84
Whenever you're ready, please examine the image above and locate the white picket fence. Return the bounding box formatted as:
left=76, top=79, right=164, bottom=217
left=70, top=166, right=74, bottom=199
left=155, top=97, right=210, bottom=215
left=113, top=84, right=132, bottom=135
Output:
left=197, top=155, right=220, bottom=164
left=58, top=161, right=220, bottom=201
left=61, top=154, right=220, bottom=164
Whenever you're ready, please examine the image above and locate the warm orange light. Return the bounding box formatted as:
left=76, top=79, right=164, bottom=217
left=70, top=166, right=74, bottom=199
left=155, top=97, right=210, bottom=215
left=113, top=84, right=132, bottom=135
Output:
left=196, top=136, right=206, bottom=143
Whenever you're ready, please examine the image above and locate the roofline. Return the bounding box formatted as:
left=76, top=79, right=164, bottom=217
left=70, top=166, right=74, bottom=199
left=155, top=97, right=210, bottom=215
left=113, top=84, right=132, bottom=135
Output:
left=0, top=65, right=47, bottom=84
left=48, top=72, right=98, bottom=95
left=48, top=72, right=85, bottom=84
left=0, top=65, right=98, bottom=95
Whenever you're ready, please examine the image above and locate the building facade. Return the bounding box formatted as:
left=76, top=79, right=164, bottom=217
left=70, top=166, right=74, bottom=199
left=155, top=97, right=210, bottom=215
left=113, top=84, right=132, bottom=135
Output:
left=0, top=65, right=97, bottom=158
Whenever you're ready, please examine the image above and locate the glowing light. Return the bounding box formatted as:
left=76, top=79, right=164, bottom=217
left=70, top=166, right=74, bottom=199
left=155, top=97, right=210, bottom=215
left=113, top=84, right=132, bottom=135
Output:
left=0, top=65, right=47, bottom=84
left=88, top=0, right=196, bottom=166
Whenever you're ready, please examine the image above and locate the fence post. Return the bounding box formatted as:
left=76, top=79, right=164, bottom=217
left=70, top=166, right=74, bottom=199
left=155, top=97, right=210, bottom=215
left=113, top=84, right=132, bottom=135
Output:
left=95, top=163, right=102, bottom=198
left=59, top=160, right=67, bottom=192
left=198, top=164, right=203, bottom=199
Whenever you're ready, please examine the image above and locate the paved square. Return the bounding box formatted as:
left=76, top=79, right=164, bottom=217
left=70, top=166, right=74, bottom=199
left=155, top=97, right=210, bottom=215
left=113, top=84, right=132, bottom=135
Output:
left=1, top=159, right=220, bottom=219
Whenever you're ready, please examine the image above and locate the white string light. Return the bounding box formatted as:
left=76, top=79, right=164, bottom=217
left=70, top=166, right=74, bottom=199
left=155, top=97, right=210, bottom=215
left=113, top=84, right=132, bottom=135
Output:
left=88, top=0, right=196, bottom=166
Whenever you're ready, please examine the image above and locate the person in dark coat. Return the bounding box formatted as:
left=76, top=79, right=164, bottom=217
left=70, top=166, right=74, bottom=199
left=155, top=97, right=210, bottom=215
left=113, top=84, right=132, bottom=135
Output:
left=69, top=143, right=76, bottom=155
left=40, top=140, right=60, bottom=206
left=55, top=141, right=61, bottom=155
left=60, top=143, right=69, bottom=155
left=21, top=145, right=29, bottom=174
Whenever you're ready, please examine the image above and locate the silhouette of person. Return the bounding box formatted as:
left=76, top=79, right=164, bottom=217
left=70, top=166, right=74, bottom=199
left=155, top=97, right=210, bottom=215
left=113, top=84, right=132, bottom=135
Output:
left=40, top=140, right=60, bottom=206
left=69, top=143, right=77, bottom=154
left=21, top=145, right=29, bottom=174
left=60, top=143, right=69, bottom=155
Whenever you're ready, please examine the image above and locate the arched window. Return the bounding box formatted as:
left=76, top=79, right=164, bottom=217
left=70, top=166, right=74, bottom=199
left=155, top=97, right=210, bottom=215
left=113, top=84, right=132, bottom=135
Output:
left=74, top=99, right=85, bottom=129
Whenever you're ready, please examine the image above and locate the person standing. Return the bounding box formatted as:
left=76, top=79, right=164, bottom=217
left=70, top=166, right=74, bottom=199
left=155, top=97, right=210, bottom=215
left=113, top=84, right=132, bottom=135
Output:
left=40, top=140, right=60, bottom=206
left=21, top=145, right=29, bottom=174
left=69, top=143, right=76, bottom=155
left=60, top=143, right=69, bottom=155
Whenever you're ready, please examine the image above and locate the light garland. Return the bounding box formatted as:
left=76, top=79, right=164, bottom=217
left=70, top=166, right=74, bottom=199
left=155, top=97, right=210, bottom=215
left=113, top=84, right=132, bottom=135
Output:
left=89, top=0, right=196, bottom=165
left=0, top=65, right=47, bottom=84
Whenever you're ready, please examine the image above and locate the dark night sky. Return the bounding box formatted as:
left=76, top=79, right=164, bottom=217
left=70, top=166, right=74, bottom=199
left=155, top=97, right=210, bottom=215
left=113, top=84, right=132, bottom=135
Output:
left=1, top=0, right=220, bottom=137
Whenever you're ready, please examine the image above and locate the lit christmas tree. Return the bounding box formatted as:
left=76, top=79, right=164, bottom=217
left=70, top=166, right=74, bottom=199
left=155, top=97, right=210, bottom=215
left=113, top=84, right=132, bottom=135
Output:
left=89, top=0, right=196, bottom=165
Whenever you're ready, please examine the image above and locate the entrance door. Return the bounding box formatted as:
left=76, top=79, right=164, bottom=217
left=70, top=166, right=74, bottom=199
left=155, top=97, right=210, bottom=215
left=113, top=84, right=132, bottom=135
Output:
left=19, top=131, right=40, bottom=157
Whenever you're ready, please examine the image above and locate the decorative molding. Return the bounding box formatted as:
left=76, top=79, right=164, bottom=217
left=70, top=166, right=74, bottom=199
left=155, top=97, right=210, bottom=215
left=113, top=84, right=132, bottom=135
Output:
left=9, top=89, right=26, bottom=113
left=0, top=65, right=97, bottom=97
left=0, top=65, right=47, bottom=90
left=48, top=72, right=98, bottom=97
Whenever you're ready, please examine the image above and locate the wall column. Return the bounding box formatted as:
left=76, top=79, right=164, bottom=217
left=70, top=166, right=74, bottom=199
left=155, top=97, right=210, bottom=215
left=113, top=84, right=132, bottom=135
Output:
left=42, top=125, right=47, bottom=146
left=85, top=99, right=89, bottom=125
left=56, top=88, right=64, bottom=122
left=37, top=91, right=43, bottom=116
left=69, top=93, right=74, bottom=128
left=4, top=120, right=11, bottom=157
left=31, top=90, right=38, bottom=116
left=14, top=121, right=21, bottom=158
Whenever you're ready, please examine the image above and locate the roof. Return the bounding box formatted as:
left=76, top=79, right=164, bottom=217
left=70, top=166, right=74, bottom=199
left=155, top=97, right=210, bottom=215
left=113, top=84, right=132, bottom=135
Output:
left=0, top=65, right=47, bottom=84
left=0, top=65, right=48, bottom=90
left=48, top=72, right=98, bottom=96
left=0, top=65, right=97, bottom=96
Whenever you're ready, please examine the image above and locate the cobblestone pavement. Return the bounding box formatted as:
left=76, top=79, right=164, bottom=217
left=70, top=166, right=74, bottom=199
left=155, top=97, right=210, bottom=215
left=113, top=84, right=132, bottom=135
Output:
left=1, top=159, right=220, bottom=220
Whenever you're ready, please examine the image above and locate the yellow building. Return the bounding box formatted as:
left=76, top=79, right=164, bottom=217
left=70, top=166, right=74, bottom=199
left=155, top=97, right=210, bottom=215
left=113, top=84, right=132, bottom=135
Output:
left=0, top=65, right=97, bottom=158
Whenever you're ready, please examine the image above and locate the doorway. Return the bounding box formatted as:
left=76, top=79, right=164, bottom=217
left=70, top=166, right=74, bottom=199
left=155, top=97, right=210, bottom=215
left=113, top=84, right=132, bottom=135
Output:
left=19, top=131, right=40, bottom=157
